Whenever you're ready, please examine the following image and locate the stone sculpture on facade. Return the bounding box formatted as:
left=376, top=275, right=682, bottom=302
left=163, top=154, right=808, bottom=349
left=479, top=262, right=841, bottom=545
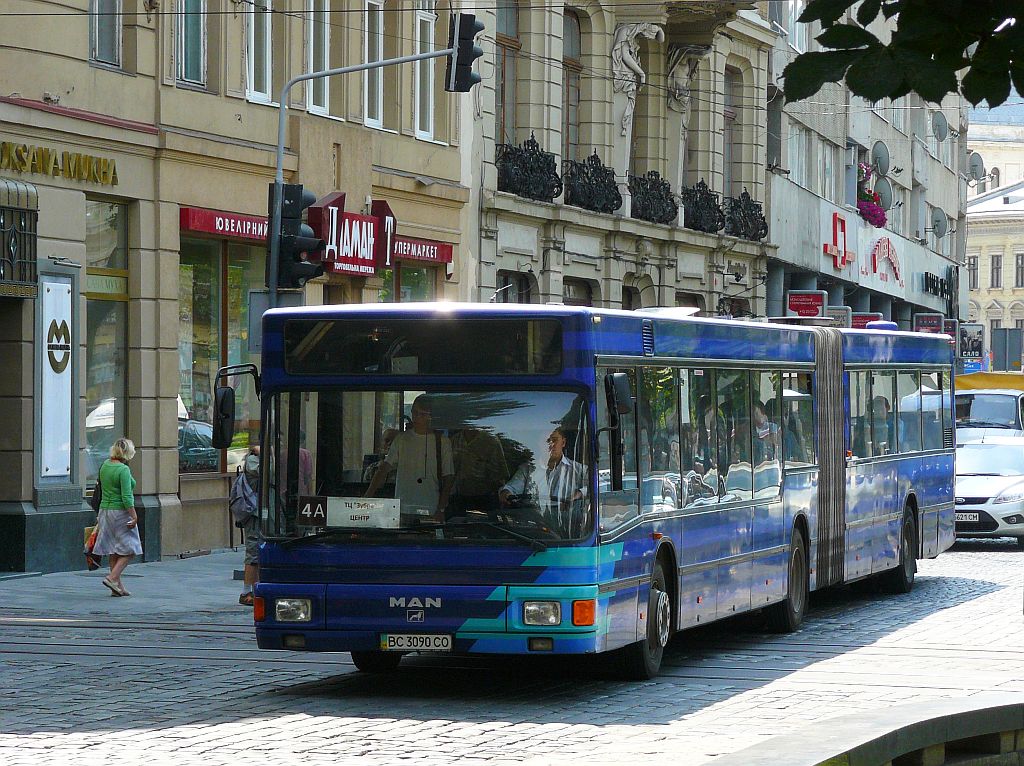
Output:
left=611, top=22, right=666, bottom=137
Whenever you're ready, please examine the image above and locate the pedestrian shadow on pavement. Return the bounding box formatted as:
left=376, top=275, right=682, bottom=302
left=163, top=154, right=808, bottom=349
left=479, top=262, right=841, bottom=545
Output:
left=263, top=571, right=1003, bottom=726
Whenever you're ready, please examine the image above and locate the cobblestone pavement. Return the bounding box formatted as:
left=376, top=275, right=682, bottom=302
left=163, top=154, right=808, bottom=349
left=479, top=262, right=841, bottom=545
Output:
left=1, top=540, right=1022, bottom=766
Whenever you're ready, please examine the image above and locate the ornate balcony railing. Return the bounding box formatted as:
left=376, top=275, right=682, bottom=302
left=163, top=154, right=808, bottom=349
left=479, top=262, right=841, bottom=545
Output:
left=495, top=133, right=563, bottom=203
left=0, top=204, right=38, bottom=298
left=563, top=151, right=622, bottom=214
left=679, top=180, right=725, bottom=234
left=723, top=189, right=769, bottom=241
left=628, top=171, right=678, bottom=225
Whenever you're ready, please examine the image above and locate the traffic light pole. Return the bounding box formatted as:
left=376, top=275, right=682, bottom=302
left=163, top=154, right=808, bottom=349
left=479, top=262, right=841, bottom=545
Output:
left=268, top=48, right=453, bottom=308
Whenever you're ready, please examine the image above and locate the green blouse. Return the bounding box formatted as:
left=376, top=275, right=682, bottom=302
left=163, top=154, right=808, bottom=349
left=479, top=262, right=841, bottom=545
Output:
left=98, top=459, right=136, bottom=510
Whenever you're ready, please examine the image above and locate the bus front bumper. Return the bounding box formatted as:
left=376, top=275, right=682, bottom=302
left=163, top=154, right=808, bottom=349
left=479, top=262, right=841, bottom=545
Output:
left=255, top=628, right=601, bottom=655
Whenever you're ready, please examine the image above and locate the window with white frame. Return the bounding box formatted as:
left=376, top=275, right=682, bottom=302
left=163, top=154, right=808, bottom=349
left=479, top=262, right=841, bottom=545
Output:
left=177, top=0, right=206, bottom=85
left=365, top=0, right=385, bottom=127
left=414, top=1, right=436, bottom=139
left=891, top=97, right=905, bottom=131
left=786, top=0, right=809, bottom=53
left=306, top=0, right=330, bottom=113
left=247, top=0, right=273, bottom=101
left=788, top=124, right=808, bottom=188
left=90, top=0, right=122, bottom=66
left=819, top=139, right=835, bottom=201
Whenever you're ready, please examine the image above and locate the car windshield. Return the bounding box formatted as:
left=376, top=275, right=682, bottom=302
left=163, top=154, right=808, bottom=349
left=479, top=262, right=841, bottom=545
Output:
left=263, top=389, right=591, bottom=544
left=955, top=393, right=1020, bottom=428
left=956, top=443, right=1024, bottom=476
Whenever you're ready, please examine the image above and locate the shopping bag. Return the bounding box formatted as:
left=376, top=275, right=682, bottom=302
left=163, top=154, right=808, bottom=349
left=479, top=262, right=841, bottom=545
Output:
left=84, top=525, right=101, bottom=571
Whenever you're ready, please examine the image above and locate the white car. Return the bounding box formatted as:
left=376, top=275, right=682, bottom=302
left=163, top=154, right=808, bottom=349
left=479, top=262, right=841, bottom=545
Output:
left=955, top=435, right=1024, bottom=548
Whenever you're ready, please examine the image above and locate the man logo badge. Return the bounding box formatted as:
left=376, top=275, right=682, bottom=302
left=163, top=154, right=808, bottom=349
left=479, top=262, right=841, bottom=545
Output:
left=407, top=610, right=425, bottom=623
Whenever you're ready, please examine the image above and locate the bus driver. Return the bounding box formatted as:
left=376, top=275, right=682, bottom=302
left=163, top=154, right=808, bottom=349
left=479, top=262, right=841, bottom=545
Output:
left=499, top=427, right=587, bottom=536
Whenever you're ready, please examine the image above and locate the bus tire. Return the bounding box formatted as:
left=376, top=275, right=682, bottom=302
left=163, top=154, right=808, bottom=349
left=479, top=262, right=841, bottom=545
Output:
left=881, top=509, right=916, bottom=594
left=620, top=561, right=672, bottom=680
left=350, top=651, right=403, bottom=673
left=766, top=527, right=808, bottom=633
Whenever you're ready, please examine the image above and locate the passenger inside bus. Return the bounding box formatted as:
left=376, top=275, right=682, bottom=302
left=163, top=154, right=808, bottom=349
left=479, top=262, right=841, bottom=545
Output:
left=499, top=426, right=589, bottom=537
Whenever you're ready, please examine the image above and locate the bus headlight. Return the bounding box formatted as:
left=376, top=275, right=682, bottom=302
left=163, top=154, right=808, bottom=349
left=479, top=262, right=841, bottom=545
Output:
left=275, top=598, right=312, bottom=622
left=523, top=601, right=561, bottom=626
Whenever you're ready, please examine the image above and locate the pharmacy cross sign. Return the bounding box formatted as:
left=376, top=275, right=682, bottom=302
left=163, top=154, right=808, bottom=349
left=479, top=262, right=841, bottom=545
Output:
left=823, top=212, right=854, bottom=270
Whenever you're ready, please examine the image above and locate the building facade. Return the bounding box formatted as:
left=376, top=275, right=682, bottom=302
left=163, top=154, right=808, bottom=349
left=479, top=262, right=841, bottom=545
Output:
left=762, top=1, right=967, bottom=326
left=463, top=2, right=774, bottom=317
left=0, top=0, right=470, bottom=571
left=965, top=182, right=1024, bottom=343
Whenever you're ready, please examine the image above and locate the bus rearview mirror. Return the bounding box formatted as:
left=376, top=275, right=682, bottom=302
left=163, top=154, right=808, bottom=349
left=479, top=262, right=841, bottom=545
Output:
left=212, top=386, right=236, bottom=449
left=608, top=372, right=634, bottom=415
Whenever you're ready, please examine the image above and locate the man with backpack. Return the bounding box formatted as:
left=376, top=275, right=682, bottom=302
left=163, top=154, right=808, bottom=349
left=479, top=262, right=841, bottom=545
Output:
left=230, top=446, right=261, bottom=606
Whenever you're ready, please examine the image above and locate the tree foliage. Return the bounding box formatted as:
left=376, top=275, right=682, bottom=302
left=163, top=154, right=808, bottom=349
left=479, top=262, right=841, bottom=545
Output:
left=782, top=0, right=1024, bottom=107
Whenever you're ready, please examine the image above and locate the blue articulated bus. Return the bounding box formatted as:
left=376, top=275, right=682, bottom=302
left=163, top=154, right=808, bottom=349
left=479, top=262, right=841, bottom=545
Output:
left=213, top=303, right=955, bottom=678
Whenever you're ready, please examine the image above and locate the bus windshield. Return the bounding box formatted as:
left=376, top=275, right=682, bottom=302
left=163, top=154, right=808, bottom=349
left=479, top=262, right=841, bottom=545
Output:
left=264, top=388, right=592, bottom=544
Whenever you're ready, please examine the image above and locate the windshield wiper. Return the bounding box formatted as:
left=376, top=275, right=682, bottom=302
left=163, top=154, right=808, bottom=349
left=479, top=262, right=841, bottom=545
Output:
left=445, top=520, right=549, bottom=551
left=958, top=420, right=1012, bottom=429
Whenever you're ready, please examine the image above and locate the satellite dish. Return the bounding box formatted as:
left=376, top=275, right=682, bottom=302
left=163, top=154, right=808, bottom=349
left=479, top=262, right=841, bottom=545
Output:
left=969, top=152, right=987, bottom=182
left=871, top=141, right=890, bottom=177
left=932, top=111, right=949, bottom=142
left=874, top=177, right=894, bottom=210
left=930, top=207, right=948, bottom=238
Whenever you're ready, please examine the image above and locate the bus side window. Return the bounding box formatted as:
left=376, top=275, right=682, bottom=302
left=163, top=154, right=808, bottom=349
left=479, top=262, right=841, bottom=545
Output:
left=597, top=368, right=639, bottom=532
left=782, top=371, right=814, bottom=467
left=897, top=371, right=922, bottom=453
left=753, top=370, right=782, bottom=497
left=681, top=369, right=720, bottom=508
left=849, top=371, right=872, bottom=459
left=719, top=369, right=752, bottom=501
left=870, top=370, right=896, bottom=455
left=921, top=371, right=943, bottom=450
left=639, top=367, right=680, bottom=511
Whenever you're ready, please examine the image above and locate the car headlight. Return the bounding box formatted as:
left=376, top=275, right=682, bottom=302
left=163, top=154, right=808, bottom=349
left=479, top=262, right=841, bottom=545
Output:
left=994, top=484, right=1024, bottom=504
left=523, top=601, right=561, bottom=626
left=275, top=598, right=312, bottom=622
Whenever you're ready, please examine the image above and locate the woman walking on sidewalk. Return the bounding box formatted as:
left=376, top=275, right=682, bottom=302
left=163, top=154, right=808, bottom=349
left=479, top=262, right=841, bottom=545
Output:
left=93, top=437, right=142, bottom=597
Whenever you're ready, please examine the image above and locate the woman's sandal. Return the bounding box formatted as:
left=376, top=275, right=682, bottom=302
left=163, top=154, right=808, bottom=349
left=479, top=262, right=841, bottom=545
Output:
left=102, top=578, right=123, bottom=597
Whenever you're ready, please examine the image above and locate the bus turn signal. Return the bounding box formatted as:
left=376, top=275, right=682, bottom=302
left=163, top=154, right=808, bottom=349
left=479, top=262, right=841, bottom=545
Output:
left=572, top=599, right=596, bottom=626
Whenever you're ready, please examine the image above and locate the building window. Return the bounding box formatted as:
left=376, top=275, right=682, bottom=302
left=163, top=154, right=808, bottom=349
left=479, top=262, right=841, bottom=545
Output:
left=563, top=278, right=593, bottom=306
left=723, top=68, right=741, bottom=197
left=247, top=0, right=273, bottom=101
left=1016, top=254, right=1024, bottom=288
left=622, top=286, right=641, bottom=310
left=90, top=0, right=122, bottom=66
left=819, top=140, right=835, bottom=201
left=496, top=270, right=532, bottom=303
left=307, top=0, right=329, bottom=113
left=377, top=263, right=438, bottom=303
left=563, top=10, right=582, bottom=162
left=176, top=0, right=206, bottom=85
left=992, top=319, right=1003, bottom=331
left=495, top=0, right=520, bottom=145
left=365, top=0, right=385, bottom=127
left=991, top=254, right=1003, bottom=289
left=415, top=1, right=436, bottom=139
left=991, top=167, right=1001, bottom=188
left=967, top=255, right=978, bottom=290
left=786, top=0, right=808, bottom=52
left=788, top=124, right=808, bottom=188
left=179, top=240, right=265, bottom=473
left=891, top=97, right=905, bottom=131
left=85, top=200, right=129, bottom=485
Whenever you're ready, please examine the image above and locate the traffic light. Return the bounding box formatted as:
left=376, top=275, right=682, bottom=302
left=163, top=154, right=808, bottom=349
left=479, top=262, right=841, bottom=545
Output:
left=445, top=13, right=484, bottom=93
left=270, top=182, right=326, bottom=289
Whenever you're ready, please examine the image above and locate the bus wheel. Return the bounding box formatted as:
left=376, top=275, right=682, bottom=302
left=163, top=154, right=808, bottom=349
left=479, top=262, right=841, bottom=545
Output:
left=766, top=527, right=807, bottom=633
left=620, top=561, right=671, bottom=680
left=350, top=651, right=403, bottom=673
left=881, top=510, right=917, bottom=594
